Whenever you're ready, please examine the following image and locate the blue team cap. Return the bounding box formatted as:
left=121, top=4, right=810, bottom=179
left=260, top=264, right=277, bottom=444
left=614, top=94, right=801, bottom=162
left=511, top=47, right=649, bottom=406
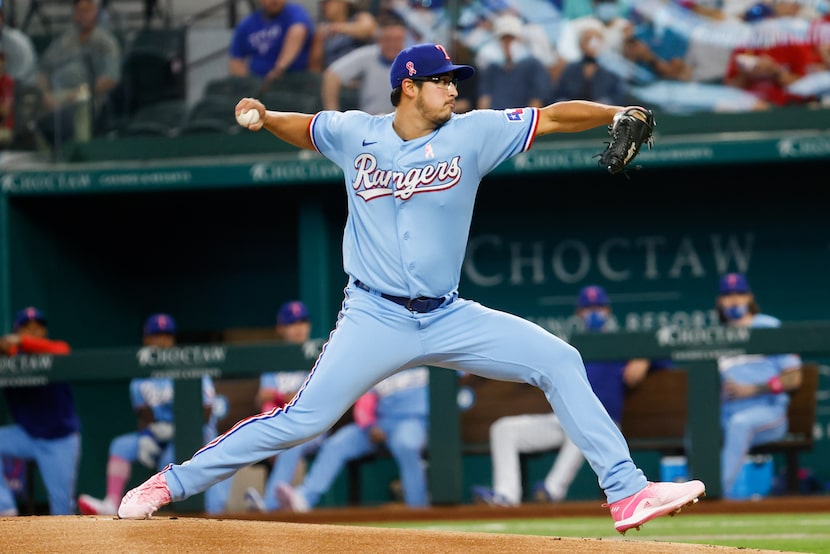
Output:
left=277, top=300, right=310, bottom=325
left=719, top=273, right=751, bottom=294
left=389, top=43, right=475, bottom=89
left=577, top=286, right=609, bottom=308
left=13, top=306, right=47, bottom=330
left=743, top=2, right=775, bottom=21
left=144, top=313, right=177, bottom=336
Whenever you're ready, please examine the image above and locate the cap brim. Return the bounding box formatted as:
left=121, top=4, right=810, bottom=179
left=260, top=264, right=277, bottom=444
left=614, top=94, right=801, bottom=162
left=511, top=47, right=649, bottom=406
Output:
left=422, top=64, right=475, bottom=82
left=447, top=65, right=475, bottom=81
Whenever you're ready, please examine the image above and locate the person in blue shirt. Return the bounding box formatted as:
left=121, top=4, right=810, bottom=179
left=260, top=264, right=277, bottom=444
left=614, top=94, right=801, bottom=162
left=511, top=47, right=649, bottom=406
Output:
left=716, top=273, right=803, bottom=499
left=229, top=0, right=315, bottom=87
left=275, top=366, right=430, bottom=510
left=472, top=285, right=668, bottom=506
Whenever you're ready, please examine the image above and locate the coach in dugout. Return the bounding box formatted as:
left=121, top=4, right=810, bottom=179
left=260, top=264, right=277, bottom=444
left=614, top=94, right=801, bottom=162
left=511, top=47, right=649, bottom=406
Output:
left=0, top=307, right=79, bottom=515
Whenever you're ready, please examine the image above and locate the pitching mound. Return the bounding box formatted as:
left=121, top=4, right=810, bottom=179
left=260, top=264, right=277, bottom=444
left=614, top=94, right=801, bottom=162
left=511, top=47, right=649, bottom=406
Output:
left=0, top=516, right=795, bottom=553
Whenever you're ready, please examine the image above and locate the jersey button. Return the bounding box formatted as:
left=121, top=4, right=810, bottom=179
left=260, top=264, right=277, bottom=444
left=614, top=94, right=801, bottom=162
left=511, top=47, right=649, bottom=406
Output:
left=403, top=232, right=410, bottom=240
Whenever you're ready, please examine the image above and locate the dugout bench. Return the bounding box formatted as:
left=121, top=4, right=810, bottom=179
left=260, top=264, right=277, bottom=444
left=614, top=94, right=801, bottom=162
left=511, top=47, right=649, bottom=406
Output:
left=2, top=324, right=828, bottom=512
left=455, top=364, right=819, bottom=498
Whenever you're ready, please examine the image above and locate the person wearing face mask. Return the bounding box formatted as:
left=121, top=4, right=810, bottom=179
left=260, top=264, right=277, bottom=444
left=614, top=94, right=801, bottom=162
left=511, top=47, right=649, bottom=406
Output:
left=556, top=0, right=633, bottom=65
left=552, top=26, right=631, bottom=105
left=715, top=273, right=803, bottom=499
left=472, top=285, right=668, bottom=506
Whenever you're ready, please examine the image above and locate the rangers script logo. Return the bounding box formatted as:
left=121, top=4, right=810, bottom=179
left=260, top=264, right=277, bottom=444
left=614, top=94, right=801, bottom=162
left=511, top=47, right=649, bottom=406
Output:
left=351, top=153, right=462, bottom=201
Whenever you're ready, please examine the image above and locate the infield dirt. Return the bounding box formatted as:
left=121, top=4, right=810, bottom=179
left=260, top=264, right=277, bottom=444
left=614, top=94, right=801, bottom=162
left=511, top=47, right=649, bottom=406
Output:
left=3, top=496, right=824, bottom=553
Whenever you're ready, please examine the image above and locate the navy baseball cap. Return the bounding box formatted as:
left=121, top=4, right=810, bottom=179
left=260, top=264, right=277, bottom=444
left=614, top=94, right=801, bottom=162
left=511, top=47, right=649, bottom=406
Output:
left=719, top=273, right=751, bottom=294
left=144, top=313, right=177, bottom=336
left=389, top=43, right=475, bottom=89
left=577, top=286, right=609, bottom=308
left=13, top=306, right=47, bottom=330
left=277, top=300, right=310, bottom=325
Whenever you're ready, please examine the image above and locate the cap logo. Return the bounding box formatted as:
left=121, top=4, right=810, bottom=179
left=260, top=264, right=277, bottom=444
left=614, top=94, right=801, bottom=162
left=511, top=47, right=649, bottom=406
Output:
left=406, top=61, right=416, bottom=77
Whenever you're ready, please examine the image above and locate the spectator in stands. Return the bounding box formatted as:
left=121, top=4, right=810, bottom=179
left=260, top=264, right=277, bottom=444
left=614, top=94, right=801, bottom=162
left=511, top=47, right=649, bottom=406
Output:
left=320, top=15, right=408, bottom=114
left=471, top=286, right=666, bottom=506
left=621, top=13, right=691, bottom=82
left=309, top=0, right=378, bottom=72
left=0, top=50, right=14, bottom=148
left=388, top=0, right=449, bottom=46
left=0, top=307, right=79, bottom=515
left=722, top=2, right=823, bottom=108
left=0, top=10, right=38, bottom=86
left=467, top=7, right=564, bottom=86
left=0, top=9, right=37, bottom=85
left=244, top=300, right=329, bottom=512
left=276, top=366, right=431, bottom=511
left=36, top=0, right=121, bottom=148
left=715, top=273, right=803, bottom=500
left=77, top=314, right=231, bottom=516
left=552, top=26, right=630, bottom=105
left=229, top=0, right=315, bottom=91
left=556, top=0, right=633, bottom=64
left=476, top=13, right=554, bottom=109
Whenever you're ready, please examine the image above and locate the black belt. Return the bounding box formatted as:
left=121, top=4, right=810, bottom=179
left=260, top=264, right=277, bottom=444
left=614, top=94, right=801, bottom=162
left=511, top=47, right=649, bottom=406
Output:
left=354, top=280, right=449, bottom=313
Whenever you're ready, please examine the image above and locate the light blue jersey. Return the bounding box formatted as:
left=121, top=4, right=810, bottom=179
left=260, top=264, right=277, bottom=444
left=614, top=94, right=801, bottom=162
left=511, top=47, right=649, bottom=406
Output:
left=129, top=376, right=216, bottom=423
left=718, top=314, right=802, bottom=423
left=372, top=366, right=429, bottom=418
left=718, top=314, right=802, bottom=498
left=310, top=108, right=538, bottom=298
left=161, top=105, right=651, bottom=509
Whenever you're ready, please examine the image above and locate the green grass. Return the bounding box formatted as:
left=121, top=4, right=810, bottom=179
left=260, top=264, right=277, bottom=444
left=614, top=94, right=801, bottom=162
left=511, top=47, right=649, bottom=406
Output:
left=361, top=513, right=830, bottom=553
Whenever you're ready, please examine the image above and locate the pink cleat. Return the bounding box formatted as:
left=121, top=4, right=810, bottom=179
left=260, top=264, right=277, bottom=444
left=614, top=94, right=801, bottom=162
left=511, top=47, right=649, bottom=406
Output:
left=607, top=480, right=706, bottom=534
left=276, top=483, right=310, bottom=513
left=117, top=472, right=172, bottom=519
left=78, top=494, right=117, bottom=516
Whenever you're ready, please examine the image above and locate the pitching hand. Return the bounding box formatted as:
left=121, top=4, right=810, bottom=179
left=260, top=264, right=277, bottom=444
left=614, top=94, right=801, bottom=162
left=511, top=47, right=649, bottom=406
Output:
left=235, top=98, right=266, bottom=131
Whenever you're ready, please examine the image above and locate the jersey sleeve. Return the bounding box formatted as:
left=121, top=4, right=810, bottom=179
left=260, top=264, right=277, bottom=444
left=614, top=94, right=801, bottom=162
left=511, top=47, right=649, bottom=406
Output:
left=286, top=3, right=314, bottom=29
left=460, top=109, right=539, bottom=176
left=309, top=110, right=351, bottom=162
left=129, top=379, right=146, bottom=410
left=18, top=335, right=71, bottom=355
left=201, top=375, right=216, bottom=407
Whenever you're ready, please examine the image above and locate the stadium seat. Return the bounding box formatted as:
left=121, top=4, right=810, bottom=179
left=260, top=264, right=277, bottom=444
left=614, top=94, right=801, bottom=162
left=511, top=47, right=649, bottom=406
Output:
left=119, top=98, right=188, bottom=137
left=261, top=89, right=322, bottom=114
left=178, top=95, right=239, bottom=136
left=203, top=75, right=263, bottom=100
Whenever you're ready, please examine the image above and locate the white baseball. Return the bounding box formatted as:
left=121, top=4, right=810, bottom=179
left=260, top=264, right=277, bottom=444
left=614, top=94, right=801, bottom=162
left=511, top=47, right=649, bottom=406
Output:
left=236, top=109, right=260, bottom=127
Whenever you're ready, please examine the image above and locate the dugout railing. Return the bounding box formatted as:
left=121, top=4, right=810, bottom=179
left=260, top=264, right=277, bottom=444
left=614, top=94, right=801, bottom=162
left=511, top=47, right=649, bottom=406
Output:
left=0, top=322, right=828, bottom=512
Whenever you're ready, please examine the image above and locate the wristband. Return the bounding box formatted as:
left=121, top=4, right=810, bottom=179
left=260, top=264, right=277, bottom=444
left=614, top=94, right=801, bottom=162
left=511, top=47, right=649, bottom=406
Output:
left=767, top=375, right=784, bottom=394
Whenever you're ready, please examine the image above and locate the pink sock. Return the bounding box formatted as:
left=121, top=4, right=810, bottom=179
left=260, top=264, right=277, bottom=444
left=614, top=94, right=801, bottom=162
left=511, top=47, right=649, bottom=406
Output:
left=106, top=456, right=132, bottom=503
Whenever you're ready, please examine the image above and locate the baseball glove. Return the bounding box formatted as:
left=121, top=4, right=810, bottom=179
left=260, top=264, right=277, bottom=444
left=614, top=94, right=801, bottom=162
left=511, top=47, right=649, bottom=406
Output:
left=596, top=107, right=655, bottom=175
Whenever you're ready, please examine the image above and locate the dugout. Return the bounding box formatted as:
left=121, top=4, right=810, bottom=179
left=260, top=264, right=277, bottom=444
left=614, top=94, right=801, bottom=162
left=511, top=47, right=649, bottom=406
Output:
left=1, top=107, right=829, bottom=511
